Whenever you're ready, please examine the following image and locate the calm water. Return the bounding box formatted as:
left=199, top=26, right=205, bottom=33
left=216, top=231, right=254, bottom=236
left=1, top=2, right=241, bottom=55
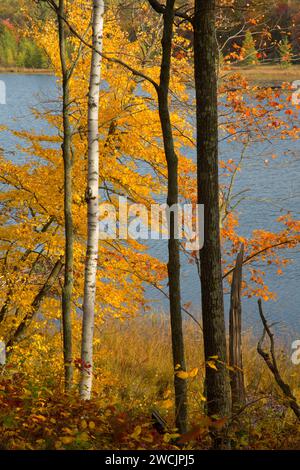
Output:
left=1, top=74, right=299, bottom=338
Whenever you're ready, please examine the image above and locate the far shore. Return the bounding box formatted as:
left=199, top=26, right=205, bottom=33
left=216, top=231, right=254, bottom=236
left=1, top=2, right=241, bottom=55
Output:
left=0, top=67, right=53, bottom=75
left=1, top=64, right=300, bottom=83
left=229, top=64, right=300, bottom=83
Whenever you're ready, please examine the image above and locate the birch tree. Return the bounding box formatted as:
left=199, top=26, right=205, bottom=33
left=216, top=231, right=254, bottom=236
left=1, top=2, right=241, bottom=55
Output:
left=80, top=0, right=104, bottom=399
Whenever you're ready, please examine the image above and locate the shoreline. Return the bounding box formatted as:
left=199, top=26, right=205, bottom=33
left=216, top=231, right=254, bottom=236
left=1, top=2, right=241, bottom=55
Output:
left=1, top=65, right=300, bottom=82
left=229, top=64, right=300, bottom=83
left=0, top=67, right=53, bottom=75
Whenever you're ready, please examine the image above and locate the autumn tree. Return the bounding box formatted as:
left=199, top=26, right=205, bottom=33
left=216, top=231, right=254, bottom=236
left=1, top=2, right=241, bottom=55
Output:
left=36, top=0, right=83, bottom=390
left=0, top=0, right=188, bottom=390
left=279, top=35, right=292, bottom=66
left=1, top=2, right=299, bottom=451
left=80, top=0, right=105, bottom=400
left=241, top=30, right=258, bottom=65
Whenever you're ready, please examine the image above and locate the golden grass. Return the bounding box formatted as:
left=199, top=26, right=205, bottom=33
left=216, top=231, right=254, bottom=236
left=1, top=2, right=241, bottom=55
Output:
left=231, top=64, right=300, bottom=83
left=0, top=67, right=52, bottom=74
left=95, top=314, right=299, bottom=417
left=92, top=314, right=300, bottom=448
left=1, top=313, right=300, bottom=449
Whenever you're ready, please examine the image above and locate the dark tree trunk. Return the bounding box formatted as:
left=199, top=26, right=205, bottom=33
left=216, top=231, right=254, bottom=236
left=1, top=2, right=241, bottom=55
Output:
left=193, top=0, right=231, bottom=423
left=58, top=0, right=74, bottom=391
left=229, top=245, right=246, bottom=410
left=155, top=0, right=188, bottom=434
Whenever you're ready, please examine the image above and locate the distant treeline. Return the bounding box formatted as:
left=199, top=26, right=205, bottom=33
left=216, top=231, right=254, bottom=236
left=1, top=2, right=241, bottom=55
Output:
left=0, top=22, right=48, bottom=69
left=1, top=0, right=300, bottom=69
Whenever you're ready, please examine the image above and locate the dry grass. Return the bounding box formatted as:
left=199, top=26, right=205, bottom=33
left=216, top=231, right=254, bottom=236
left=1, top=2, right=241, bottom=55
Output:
left=95, top=315, right=205, bottom=416
left=0, top=67, right=52, bottom=74
left=1, top=65, right=299, bottom=82
left=1, top=313, right=300, bottom=449
left=230, top=64, right=300, bottom=83
left=95, top=314, right=300, bottom=421
left=92, top=314, right=300, bottom=448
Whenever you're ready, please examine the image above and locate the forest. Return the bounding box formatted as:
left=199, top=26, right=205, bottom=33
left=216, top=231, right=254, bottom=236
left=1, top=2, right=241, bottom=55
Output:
left=0, top=0, right=300, bottom=69
left=0, top=0, right=300, bottom=457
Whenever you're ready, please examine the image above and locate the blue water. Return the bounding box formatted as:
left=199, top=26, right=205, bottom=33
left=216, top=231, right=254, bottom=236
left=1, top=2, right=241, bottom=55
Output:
left=0, top=73, right=299, bottom=339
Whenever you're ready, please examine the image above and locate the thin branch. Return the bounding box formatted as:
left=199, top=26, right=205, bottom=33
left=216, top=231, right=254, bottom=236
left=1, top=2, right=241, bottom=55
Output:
left=44, top=0, right=159, bottom=90
left=223, top=239, right=298, bottom=280
left=148, top=0, right=193, bottom=22
left=257, top=299, right=300, bottom=420
left=6, top=257, right=64, bottom=354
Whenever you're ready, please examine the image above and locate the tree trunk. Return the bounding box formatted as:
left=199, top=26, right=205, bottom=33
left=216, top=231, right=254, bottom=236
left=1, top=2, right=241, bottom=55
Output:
left=193, top=0, right=231, bottom=424
left=80, top=0, right=104, bottom=400
left=229, top=245, right=246, bottom=410
left=156, top=0, right=188, bottom=434
left=58, top=0, right=74, bottom=391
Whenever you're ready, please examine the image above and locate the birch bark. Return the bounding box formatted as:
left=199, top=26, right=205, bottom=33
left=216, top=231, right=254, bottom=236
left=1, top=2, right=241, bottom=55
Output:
left=80, top=0, right=104, bottom=399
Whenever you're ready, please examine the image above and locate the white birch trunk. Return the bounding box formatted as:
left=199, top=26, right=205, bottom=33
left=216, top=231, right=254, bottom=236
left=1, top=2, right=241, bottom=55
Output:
left=80, top=0, right=104, bottom=399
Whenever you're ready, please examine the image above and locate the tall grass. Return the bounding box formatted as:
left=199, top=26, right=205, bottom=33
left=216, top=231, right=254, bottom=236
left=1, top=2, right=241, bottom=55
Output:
left=94, top=314, right=300, bottom=427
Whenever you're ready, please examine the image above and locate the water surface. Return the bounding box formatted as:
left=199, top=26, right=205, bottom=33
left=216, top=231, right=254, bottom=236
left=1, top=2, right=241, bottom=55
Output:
left=1, top=73, right=299, bottom=338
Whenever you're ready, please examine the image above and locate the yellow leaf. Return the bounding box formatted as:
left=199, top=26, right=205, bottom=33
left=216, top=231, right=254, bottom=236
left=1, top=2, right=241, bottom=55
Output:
left=60, top=436, right=74, bottom=445
left=163, top=389, right=171, bottom=399
left=189, top=367, right=199, bottom=378
left=161, top=399, right=173, bottom=409
left=163, top=432, right=180, bottom=443
left=78, top=432, right=89, bottom=442
left=62, top=427, right=74, bottom=435
left=176, top=370, right=189, bottom=380
left=80, top=419, right=87, bottom=430
left=131, top=425, right=142, bottom=439
left=31, top=414, right=47, bottom=422
left=36, top=439, right=45, bottom=446
left=207, top=361, right=218, bottom=371
left=142, top=435, right=154, bottom=443
left=88, top=421, right=96, bottom=431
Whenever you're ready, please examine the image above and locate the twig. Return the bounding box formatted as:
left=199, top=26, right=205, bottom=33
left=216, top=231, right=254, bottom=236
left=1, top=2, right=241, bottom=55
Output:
left=257, top=299, right=300, bottom=420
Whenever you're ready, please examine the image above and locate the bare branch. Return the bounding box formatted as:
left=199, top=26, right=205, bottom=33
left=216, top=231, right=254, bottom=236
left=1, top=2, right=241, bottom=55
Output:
left=223, top=239, right=298, bottom=280
left=148, top=0, right=193, bottom=22
left=257, top=299, right=300, bottom=420
left=6, top=257, right=64, bottom=353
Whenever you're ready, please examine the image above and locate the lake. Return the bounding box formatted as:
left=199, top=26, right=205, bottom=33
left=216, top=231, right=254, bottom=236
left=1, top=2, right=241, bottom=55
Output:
left=0, top=73, right=299, bottom=339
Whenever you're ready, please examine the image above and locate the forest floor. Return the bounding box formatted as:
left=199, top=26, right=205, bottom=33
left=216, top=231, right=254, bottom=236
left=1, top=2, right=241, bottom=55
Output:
left=0, top=315, right=300, bottom=450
